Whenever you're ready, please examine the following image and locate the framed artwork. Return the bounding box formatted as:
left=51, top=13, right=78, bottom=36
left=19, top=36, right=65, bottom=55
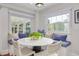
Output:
left=74, top=9, right=79, bottom=23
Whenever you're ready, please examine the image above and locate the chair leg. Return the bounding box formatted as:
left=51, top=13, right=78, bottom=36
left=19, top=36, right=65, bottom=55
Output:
left=30, top=54, right=34, bottom=56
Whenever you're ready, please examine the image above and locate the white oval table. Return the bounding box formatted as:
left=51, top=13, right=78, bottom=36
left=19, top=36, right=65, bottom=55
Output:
left=18, top=37, right=54, bottom=53
left=18, top=37, right=54, bottom=46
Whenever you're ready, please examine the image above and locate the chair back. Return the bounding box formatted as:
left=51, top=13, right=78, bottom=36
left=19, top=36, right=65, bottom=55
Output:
left=12, top=40, right=21, bottom=56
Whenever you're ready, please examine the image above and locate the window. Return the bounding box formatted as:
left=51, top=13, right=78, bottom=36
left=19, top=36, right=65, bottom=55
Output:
left=9, top=15, right=31, bottom=34
left=48, top=13, right=69, bottom=33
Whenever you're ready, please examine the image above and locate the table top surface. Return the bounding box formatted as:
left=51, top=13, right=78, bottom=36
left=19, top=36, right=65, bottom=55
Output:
left=18, top=37, right=54, bottom=46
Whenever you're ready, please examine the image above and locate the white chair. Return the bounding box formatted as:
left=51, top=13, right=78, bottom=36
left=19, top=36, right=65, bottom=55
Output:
left=35, top=42, right=61, bottom=56
left=12, top=40, right=35, bottom=56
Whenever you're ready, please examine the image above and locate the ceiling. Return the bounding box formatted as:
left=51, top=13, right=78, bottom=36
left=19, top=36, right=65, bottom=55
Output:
left=0, top=3, right=57, bottom=14
left=12, top=3, right=57, bottom=11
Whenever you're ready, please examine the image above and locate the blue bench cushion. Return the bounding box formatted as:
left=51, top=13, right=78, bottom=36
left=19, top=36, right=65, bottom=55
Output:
left=61, top=41, right=71, bottom=47
left=52, top=33, right=67, bottom=41
left=18, top=33, right=27, bottom=39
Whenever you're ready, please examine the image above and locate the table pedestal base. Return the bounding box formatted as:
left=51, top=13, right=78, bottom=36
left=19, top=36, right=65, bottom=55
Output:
left=33, top=46, right=42, bottom=53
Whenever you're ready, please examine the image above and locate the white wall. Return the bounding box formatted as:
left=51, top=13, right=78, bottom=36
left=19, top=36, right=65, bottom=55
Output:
left=30, top=11, right=41, bottom=32
left=34, top=11, right=40, bottom=32
left=0, top=8, right=2, bottom=50
left=0, top=7, right=9, bottom=50
left=39, top=3, right=79, bottom=55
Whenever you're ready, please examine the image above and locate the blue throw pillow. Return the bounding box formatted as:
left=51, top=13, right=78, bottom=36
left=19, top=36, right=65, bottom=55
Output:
left=52, top=33, right=67, bottom=41
left=52, top=34, right=61, bottom=41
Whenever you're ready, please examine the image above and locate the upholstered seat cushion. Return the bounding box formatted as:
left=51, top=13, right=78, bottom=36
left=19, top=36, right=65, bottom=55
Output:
left=61, top=41, right=71, bottom=47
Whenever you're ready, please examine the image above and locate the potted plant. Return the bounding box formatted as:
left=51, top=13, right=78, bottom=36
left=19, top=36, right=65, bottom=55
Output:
left=29, top=32, right=43, bottom=40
